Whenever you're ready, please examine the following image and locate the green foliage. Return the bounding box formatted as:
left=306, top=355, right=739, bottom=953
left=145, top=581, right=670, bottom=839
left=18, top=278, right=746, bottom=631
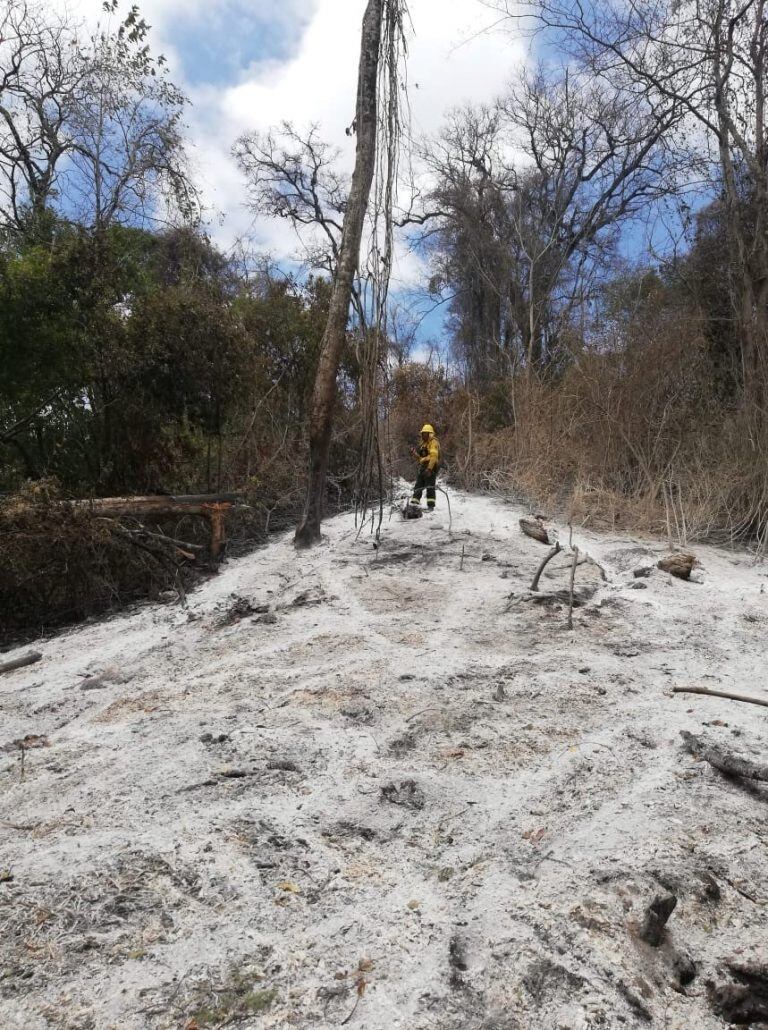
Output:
left=0, top=220, right=337, bottom=498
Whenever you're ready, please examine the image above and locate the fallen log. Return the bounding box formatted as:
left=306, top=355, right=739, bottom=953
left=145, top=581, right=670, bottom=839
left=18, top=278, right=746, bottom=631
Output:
left=76, top=492, right=242, bottom=517
left=673, top=685, right=768, bottom=710
left=680, top=731, right=768, bottom=782
left=520, top=516, right=550, bottom=545
left=0, top=651, right=42, bottom=676
left=76, top=493, right=243, bottom=559
left=658, top=553, right=696, bottom=580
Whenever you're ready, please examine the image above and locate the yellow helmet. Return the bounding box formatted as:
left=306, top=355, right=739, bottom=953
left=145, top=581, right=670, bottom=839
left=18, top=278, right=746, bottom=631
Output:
left=421, top=424, right=435, bottom=434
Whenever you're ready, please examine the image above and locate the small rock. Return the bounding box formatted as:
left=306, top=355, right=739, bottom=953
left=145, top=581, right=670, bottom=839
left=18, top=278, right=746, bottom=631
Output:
left=673, top=951, right=697, bottom=987
left=449, top=935, right=469, bottom=972
left=200, top=732, right=229, bottom=745
left=266, top=759, right=302, bottom=773
left=381, top=779, right=426, bottom=810
left=698, top=871, right=721, bottom=903
left=639, top=894, right=677, bottom=946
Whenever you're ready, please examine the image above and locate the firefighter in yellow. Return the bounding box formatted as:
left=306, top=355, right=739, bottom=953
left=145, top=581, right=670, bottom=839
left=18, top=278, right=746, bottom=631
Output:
left=410, top=424, right=441, bottom=511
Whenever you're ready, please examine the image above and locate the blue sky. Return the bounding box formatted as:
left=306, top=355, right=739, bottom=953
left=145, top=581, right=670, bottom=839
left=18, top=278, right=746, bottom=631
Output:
left=66, top=0, right=526, bottom=347
left=67, top=1, right=692, bottom=350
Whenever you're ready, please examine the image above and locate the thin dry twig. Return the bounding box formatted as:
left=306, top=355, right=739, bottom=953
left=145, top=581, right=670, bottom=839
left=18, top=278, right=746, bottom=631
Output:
left=673, top=685, right=768, bottom=710
left=567, top=546, right=579, bottom=630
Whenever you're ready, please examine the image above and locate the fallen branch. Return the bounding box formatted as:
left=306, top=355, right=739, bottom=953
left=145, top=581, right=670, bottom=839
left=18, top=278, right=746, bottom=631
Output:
left=0, top=651, right=42, bottom=676
left=680, top=731, right=768, bottom=782
left=530, top=543, right=562, bottom=591
left=673, top=685, right=768, bottom=710
left=132, top=529, right=205, bottom=553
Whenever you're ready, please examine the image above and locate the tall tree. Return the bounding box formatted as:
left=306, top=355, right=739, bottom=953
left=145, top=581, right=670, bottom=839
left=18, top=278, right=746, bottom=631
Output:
left=0, top=1, right=83, bottom=234
left=494, top=0, right=768, bottom=406
left=0, top=0, right=195, bottom=238
left=420, top=67, right=675, bottom=384
left=293, top=0, right=386, bottom=547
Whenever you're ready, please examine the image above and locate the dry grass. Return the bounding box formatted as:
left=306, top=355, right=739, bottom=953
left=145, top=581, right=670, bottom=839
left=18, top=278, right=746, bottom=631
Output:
left=447, top=353, right=768, bottom=551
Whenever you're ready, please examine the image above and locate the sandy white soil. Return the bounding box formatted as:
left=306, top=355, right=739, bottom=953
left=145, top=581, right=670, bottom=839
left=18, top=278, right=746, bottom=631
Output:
left=1, top=490, right=768, bottom=1030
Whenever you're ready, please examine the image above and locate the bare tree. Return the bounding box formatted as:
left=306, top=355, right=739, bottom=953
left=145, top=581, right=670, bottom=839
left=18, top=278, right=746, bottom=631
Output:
left=0, top=0, right=196, bottom=237
left=67, top=3, right=196, bottom=231
left=0, top=1, right=83, bottom=233
left=234, top=122, right=348, bottom=275
left=490, top=0, right=768, bottom=404
left=420, top=66, right=677, bottom=380
left=293, top=0, right=387, bottom=547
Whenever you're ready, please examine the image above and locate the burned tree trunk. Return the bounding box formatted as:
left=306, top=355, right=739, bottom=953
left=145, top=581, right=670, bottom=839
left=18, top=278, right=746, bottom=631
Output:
left=294, top=0, right=385, bottom=548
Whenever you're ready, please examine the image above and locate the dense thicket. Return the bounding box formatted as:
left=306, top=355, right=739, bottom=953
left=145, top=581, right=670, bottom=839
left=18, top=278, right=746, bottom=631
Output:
left=4, top=0, right=768, bottom=641
left=410, top=0, right=768, bottom=546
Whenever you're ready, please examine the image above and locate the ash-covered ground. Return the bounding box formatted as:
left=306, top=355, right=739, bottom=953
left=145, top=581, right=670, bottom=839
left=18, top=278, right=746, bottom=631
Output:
left=2, top=491, right=768, bottom=1029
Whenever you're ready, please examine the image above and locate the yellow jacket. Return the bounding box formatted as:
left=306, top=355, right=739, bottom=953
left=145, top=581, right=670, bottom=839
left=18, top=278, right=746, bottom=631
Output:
left=418, top=435, right=440, bottom=472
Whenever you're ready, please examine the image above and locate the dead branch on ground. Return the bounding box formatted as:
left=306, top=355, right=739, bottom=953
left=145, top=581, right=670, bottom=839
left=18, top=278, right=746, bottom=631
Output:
left=680, top=731, right=768, bottom=782
left=673, top=685, right=768, bottom=710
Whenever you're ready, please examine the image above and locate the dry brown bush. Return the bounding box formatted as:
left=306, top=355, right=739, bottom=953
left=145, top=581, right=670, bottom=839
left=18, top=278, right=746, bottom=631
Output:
left=448, top=314, right=768, bottom=549
left=0, top=483, right=202, bottom=646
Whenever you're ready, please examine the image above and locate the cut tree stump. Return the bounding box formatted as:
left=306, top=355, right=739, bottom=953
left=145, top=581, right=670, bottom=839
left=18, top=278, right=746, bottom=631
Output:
left=520, top=516, right=550, bottom=545
left=658, top=553, right=696, bottom=579
left=680, top=730, right=768, bottom=782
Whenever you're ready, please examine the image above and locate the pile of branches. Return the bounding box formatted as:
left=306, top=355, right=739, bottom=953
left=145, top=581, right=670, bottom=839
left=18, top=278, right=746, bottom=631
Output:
left=0, top=484, right=203, bottom=645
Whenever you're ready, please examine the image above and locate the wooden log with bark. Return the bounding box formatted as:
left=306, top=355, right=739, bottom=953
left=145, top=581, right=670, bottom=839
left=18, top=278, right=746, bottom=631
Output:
left=680, top=730, right=768, bottom=782
left=519, top=516, right=550, bottom=545
left=76, top=493, right=242, bottom=559
left=657, top=553, right=696, bottom=580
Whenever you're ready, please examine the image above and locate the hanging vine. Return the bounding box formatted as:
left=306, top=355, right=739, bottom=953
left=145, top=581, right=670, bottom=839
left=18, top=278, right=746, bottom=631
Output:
left=354, top=0, right=410, bottom=539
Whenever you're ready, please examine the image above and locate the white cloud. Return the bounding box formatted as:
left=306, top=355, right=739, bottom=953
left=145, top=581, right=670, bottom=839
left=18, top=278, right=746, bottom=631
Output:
left=64, top=0, right=525, bottom=280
